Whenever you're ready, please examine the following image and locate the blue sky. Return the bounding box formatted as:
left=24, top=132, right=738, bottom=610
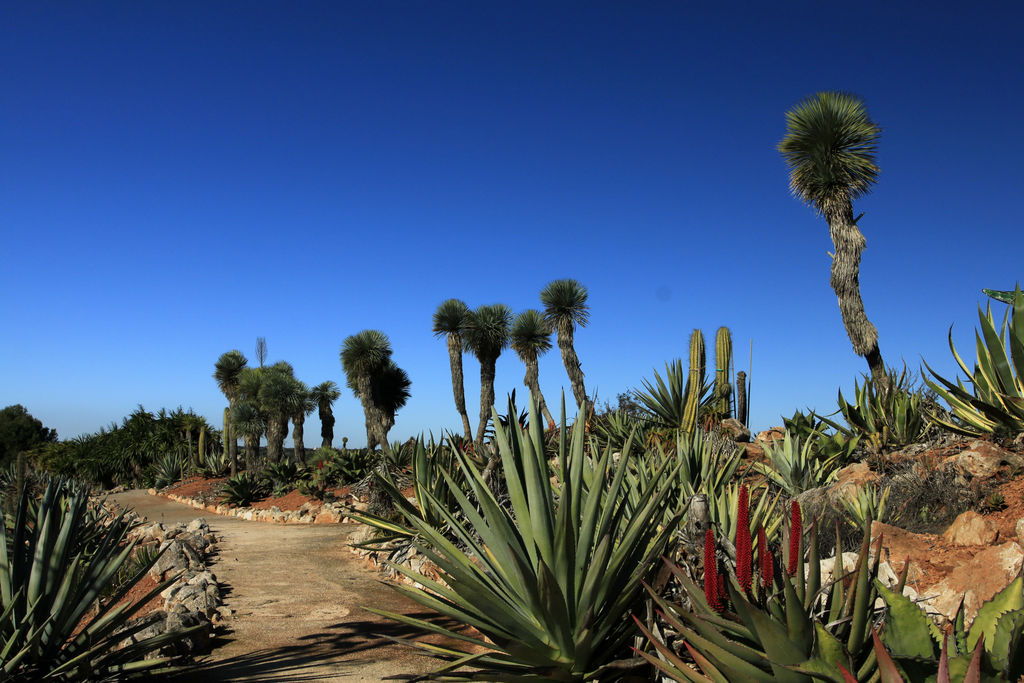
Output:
left=2, top=2, right=1022, bottom=446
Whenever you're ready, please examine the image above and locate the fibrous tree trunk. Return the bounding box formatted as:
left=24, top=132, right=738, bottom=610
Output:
left=265, top=418, right=286, bottom=466
left=476, top=354, right=497, bottom=447
left=243, top=434, right=258, bottom=473
left=319, top=406, right=334, bottom=448
left=826, top=202, right=885, bottom=383
left=448, top=334, right=473, bottom=439
left=293, top=414, right=306, bottom=465
left=225, top=406, right=237, bottom=476
left=556, top=325, right=587, bottom=407
left=523, top=357, right=555, bottom=427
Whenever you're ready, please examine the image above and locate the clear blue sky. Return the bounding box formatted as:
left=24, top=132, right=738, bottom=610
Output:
left=2, top=2, right=1022, bottom=446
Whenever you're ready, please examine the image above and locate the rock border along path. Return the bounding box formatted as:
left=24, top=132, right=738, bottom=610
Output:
left=107, top=490, right=448, bottom=682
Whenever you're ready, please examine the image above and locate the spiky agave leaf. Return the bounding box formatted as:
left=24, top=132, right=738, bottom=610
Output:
left=363, top=397, right=683, bottom=680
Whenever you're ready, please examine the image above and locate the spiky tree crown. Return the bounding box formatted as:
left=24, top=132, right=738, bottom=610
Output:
left=778, top=91, right=880, bottom=215
left=230, top=400, right=264, bottom=437
left=510, top=309, right=553, bottom=362
left=540, top=279, right=590, bottom=330
left=214, top=350, right=248, bottom=400
left=310, top=381, right=341, bottom=409
left=432, top=299, right=470, bottom=338
left=463, top=304, right=512, bottom=359
left=340, top=330, right=393, bottom=381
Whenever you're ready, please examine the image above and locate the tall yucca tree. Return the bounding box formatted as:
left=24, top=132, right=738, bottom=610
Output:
left=540, top=278, right=590, bottom=407
left=340, top=330, right=394, bottom=457
left=510, top=309, right=556, bottom=427
left=289, top=381, right=314, bottom=465
left=369, top=361, right=412, bottom=443
left=213, top=349, right=248, bottom=476
left=779, top=91, right=886, bottom=383
left=310, top=380, right=341, bottom=448
left=432, top=298, right=474, bottom=439
left=258, top=362, right=305, bottom=466
left=230, top=399, right=263, bottom=473
left=464, top=304, right=513, bottom=446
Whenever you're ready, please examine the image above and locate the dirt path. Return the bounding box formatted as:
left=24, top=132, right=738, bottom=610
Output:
left=107, top=490, right=449, bottom=682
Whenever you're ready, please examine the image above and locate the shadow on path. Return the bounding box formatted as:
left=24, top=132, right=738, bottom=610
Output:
left=178, top=611, right=467, bottom=682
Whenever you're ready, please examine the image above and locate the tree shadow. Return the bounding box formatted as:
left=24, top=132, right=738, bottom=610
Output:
left=172, top=611, right=472, bottom=682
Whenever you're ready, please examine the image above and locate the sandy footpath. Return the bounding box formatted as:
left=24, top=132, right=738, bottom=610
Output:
left=107, top=490, right=450, bottom=682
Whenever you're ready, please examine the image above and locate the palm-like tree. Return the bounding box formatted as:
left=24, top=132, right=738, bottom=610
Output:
left=310, top=381, right=342, bottom=448
left=510, top=309, right=556, bottom=427
left=432, top=298, right=473, bottom=439
left=463, top=304, right=513, bottom=446
left=540, top=279, right=590, bottom=407
left=340, top=330, right=394, bottom=457
left=258, top=362, right=303, bottom=466
left=213, top=350, right=248, bottom=475
left=235, top=367, right=265, bottom=471
left=230, top=400, right=263, bottom=473
left=290, top=382, right=314, bottom=465
left=371, top=361, right=411, bottom=439
left=779, top=91, right=886, bottom=383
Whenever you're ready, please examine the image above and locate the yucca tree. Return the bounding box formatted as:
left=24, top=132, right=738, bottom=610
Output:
left=213, top=349, right=248, bottom=476
left=432, top=298, right=474, bottom=439
left=510, top=309, right=556, bottom=427
left=230, top=400, right=263, bottom=473
left=367, top=360, right=412, bottom=443
left=340, top=330, right=394, bottom=457
left=779, top=91, right=886, bottom=383
left=289, top=381, right=314, bottom=464
left=540, top=278, right=590, bottom=407
left=310, top=381, right=342, bottom=448
left=463, top=304, right=513, bottom=446
left=258, top=362, right=303, bottom=466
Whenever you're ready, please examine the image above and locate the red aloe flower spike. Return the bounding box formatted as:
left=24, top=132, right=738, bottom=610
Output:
left=704, top=528, right=722, bottom=612
left=735, top=485, right=752, bottom=593
left=788, top=500, right=802, bottom=577
left=757, top=524, right=773, bottom=589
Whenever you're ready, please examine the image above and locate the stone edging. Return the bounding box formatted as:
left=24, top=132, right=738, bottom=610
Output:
left=151, top=488, right=360, bottom=525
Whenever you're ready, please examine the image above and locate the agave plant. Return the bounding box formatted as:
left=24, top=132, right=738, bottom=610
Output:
left=840, top=482, right=891, bottom=529
left=753, top=430, right=841, bottom=496
left=219, top=472, right=267, bottom=507
left=364, top=398, right=684, bottom=680
left=152, top=451, right=183, bottom=489
left=838, top=366, right=930, bottom=451
left=1, top=480, right=198, bottom=680
left=260, top=461, right=301, bottom=498
left=925, top=287, right=1024, bottom=437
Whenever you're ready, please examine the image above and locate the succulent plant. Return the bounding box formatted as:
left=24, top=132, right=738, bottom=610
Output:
left=925, top=286, right=1024, bottom=437
left=364, top=398, right=684, bottom=680
left=0, top=480, right=200, bottom=680
left=753, top=429, right=841, bottom=496
left=714, top=327, right=733, bottom=419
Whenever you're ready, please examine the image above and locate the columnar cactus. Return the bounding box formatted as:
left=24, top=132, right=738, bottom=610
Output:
left=682, top=329, right=705, bottom=432
left=714, top=326, right=733, bottom=418
left=198, top=426, right=206, bottom=465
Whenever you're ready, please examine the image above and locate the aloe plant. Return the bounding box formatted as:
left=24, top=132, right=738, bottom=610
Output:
left=1, top=479, right=198, bottom=680
left=636, top=499, right=892, bottom=683
left=925, top=287, right=1024, bottom=437
left=364, top=398, right=684, bottom=680
left=152, top=451, right=183, bottom=489
left=874, top=575, right=1024, bottom=681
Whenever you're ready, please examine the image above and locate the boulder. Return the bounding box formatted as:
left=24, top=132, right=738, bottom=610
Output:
left=925, top=542, right=1024, bottom=624
left=720, top=418, right=751, bottom=442
left=1016, top=518, right=1024, bottom=547
left=944, top=440, right=1024, bottom=480
left=755, top=427, right=786, bottom=446
left=941, top=510, right=999, bottom=546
